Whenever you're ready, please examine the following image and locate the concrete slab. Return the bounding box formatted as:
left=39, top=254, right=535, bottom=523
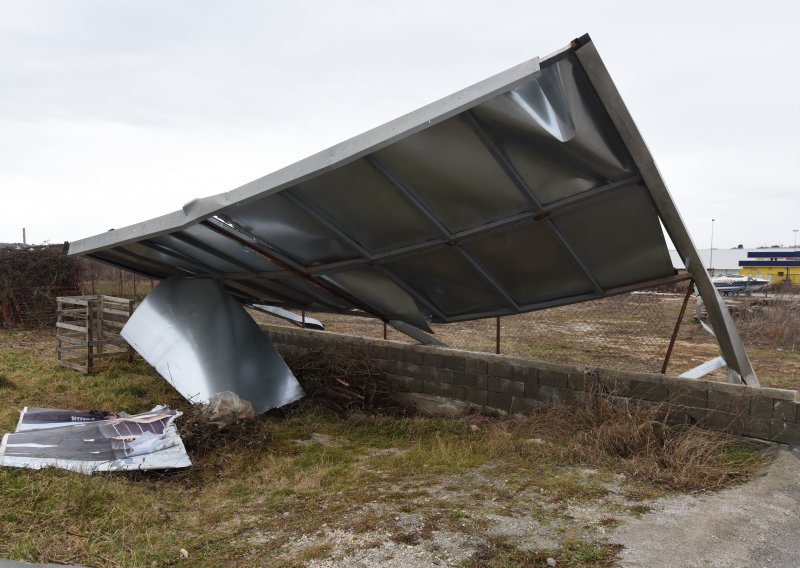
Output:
left=613, top=447, right=800, bottom=567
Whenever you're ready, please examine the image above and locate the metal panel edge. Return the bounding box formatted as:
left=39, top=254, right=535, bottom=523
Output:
left=572, top=36, right=758, bottom=386
left=69, top=56, right=543, bottom=256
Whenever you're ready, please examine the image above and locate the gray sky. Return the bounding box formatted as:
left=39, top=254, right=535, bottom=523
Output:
left=2, top=0, right=799, bottom=250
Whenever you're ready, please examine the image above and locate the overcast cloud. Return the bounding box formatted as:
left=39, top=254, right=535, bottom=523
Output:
left=2, top=0, right=799, bottom=250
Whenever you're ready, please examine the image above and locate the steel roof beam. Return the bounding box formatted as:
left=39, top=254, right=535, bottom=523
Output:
left=199, top=217, right=390, bottom=322
left=196, top=176, right=641, bottom=283
left=367, top=155, right=520, bottom=311
left=461, top=110, right=604, bottom=296
left=572, top=38, right=758, bottom=386
left=281, top=188, right=450, bottom=322
left=445, top=271, right=692, bottom=322
left=137, top=240, right=313, bottom=307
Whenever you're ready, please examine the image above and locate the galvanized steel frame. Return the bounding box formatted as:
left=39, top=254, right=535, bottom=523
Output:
left=572, top=35, right=757, bottom=385
left=68, top=35, right=758, bottom=385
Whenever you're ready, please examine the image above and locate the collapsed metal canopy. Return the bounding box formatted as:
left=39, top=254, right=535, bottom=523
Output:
left=69, top=34, right=758, bottom=385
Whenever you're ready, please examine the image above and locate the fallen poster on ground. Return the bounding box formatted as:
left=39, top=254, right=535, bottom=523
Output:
left=0, top=405, right=191, bottom=474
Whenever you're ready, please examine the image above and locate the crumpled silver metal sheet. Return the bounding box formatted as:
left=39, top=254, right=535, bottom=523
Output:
left=121, top=277, right=303, bottom=413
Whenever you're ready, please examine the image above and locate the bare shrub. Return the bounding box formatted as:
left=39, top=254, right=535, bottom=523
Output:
left=0, top=244, right=81, bottom=328
left=282, top=346, right=404, bottom=416
left=732, top=297, right=800, bottom=350
left=502, top=396, right=766, bottom=491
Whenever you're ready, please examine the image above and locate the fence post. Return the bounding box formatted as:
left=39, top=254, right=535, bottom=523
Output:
left=662, top=280, right=694, bottom=374
left=118, top=269, right=123, bottom=297
left=495, top=316, right=501, bottom=354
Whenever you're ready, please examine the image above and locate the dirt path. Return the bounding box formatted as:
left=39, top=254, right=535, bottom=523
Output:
left=612, top=447, right=800, bottom=567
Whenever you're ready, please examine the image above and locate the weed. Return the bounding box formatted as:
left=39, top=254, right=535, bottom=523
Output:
left=294, top=541, right=333, bottom=561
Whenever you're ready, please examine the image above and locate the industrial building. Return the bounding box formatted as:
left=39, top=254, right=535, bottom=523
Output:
left=670, top=248, right=799, bottom=283
left=739, top=250, right=800, bottom=285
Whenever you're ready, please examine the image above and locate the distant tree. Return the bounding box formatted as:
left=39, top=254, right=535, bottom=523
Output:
left=737, top=244, right=743, bottom=249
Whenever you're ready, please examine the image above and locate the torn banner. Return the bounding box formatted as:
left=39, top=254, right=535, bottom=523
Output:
left=0, top=406, right=191, bottom=474
left=121, top=277, right=304, bottom=414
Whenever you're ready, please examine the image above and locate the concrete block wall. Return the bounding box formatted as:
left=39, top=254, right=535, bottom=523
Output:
left=264, top=325, right=800, bottom=445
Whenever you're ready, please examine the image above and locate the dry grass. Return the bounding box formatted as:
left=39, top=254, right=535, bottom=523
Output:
left=0, top=328, right=772, bottom=567
left=467, top=395, right=767, bottom=493
left=733, top=296, right=800, bottom=351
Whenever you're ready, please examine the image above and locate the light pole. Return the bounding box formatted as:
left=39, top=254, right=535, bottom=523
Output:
left=709, top=218, right=715, bottom=276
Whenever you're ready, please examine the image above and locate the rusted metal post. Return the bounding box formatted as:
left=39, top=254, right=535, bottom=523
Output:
left=383, top=321, right=387, bottom=340
left=90, top=263, right=96, bottom=295
left=118, top=269, right=123, bottom=296
left=301, top=310, right=305, bottom=327
left=662, top=280, right=694, bottom=374
left=495, top=316, right=501, bottom=354
left=132, top=274, right=137, bottom=300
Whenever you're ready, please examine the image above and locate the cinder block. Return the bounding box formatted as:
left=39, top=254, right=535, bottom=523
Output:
left=423, top=353, right=439, bottom=368
left=757, top=387, right=797, bottom=401
left=476, top=375, right=488, bottom=389
left=442, top=383, right=466, bottom=401
left=407, top=377, right=424, bottom=393
left=512, top=365, right=530, bottom=382
left=433, top=368, right=454, bottom=384
left=367, top=344, right=387, bottom=360
left=386, top=346, right=406, bottom=362
left=668, top=382, right=708, bottom=408
left=464, top=358, right=476, bottom=375
left=746, top=418, right=770, bottom=439
left=413, top=365, right=432, bottom=381
left=487, top=390, right=513, bottom=411
left=511, top=380, right=525, bottom=397
left=524, top=377, right=540, bottom=399
left=454, top=372, right=477, bottom=388
left=423, top=380, right=443, bottom=396
left=708, top=388, right=749, bottom=415
left=443, top=355, right=465, bottom=371
left=769, top=420, right=800, bottom=445
left=382, top=360, right=401, bottom=374
left=464, top=388, right=488, bottom=406
left=488, top=376, right=511, bottom=394
left=487, top=361, right=513, bottom=379
left=630, top=379, right=669, bottom=402
left=773, top=400, right=799, bottom=422
left=567, top=371, right=585, bottom=392
left=551, top=387, right=576, bottom=404
left=665, top=406, right=705, bottom=426
left=749, top=395, right=773, bottom=422
left=701, top=410, right=744, bottom=435
left=539, top=370, right=569, bottom=389
left=510, top=395, right=544, bottom=415
left=476, top=360, right=488, bottom=375
left=404, top=350, right=424, bottom=365
left=386, top=374, right=409, bottom=391
left=538, top=385, right=556, bottom=404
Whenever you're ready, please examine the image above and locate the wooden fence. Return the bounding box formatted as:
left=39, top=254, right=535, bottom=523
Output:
left=56, top=295, right=133, bottom=373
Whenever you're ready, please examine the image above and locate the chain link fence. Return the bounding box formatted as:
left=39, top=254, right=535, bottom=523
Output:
left=290, top=284, right=693, bottom=375
left=9, top=248, right=790, bottom=378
